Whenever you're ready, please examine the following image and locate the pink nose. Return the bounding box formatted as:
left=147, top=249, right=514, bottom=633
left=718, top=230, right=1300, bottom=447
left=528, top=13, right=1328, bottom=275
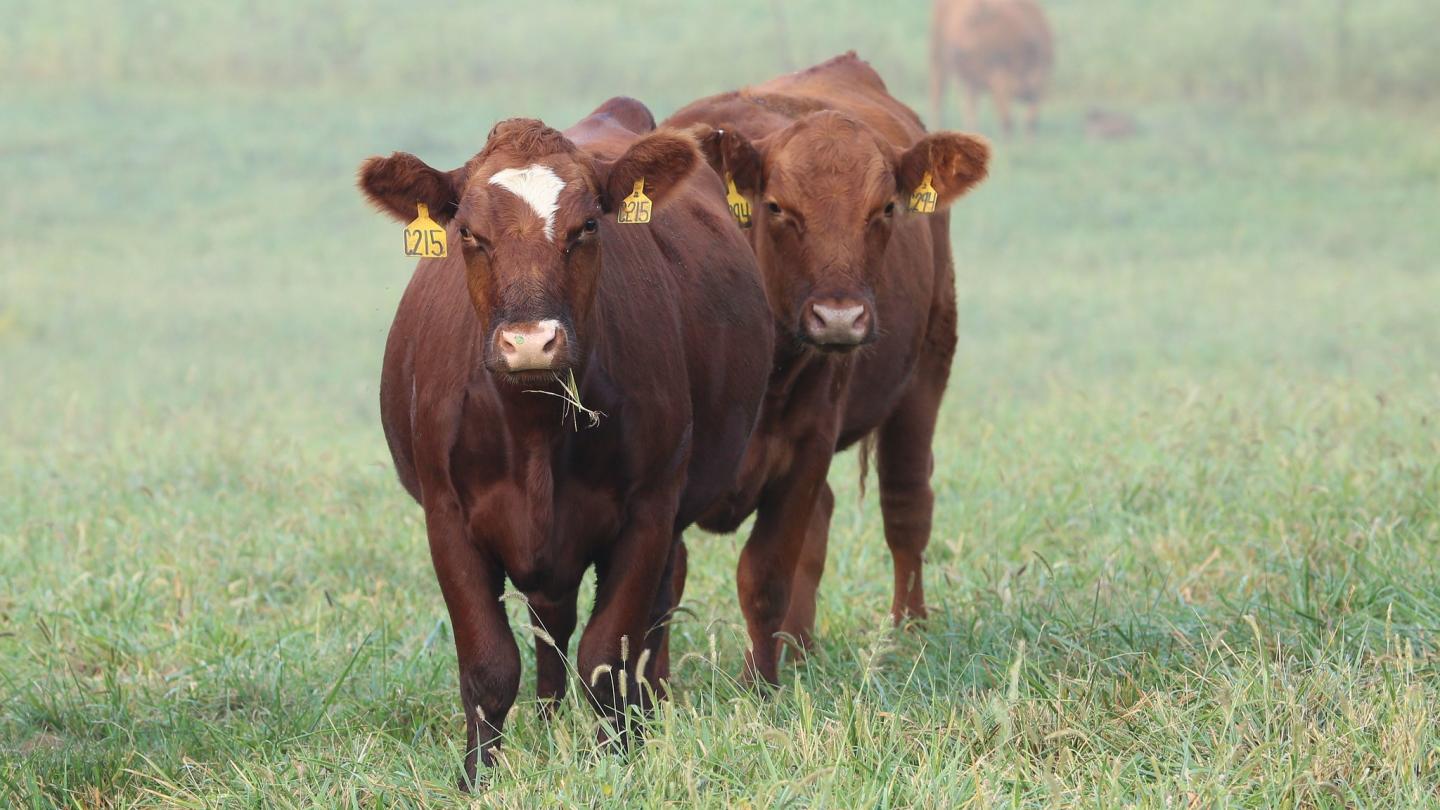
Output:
left=497, top=319, right=563, bottom=371
left=804, top=300, right=871, bottom=345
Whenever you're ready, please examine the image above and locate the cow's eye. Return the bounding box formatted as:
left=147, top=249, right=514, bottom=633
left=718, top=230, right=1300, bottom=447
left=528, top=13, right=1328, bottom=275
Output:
left=458, top=226, right=487, bottom=253
left=766, top=201, right=783, bottom=215
left=883, top=202, right=896, bottom=217
left=582, top=218, right=598, bottom=234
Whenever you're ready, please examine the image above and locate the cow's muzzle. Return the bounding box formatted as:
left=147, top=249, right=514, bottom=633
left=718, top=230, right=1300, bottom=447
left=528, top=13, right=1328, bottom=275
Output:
left=802, top=297, right=874, bottom=348
left=493, top=319, right=568, bottom=373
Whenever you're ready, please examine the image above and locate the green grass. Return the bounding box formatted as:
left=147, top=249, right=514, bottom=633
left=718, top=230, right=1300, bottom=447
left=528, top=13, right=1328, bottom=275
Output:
left=3, top=2, right=1440, bottom=807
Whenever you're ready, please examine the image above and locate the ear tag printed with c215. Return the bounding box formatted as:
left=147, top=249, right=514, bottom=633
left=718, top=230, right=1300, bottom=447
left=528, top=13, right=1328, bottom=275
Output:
left=725, top=173, right=752, bottom=229
left=617, top=179, right=652, bottom=224
left=404, top=203, right=447, bottom=258
left=908, top=171, right=938, bottom=214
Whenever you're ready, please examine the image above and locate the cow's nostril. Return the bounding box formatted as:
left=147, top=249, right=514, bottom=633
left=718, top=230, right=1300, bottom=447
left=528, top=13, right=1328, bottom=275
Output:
left=494, top=320, right=565, bottom=371
left=808, top=305, right=828, bottom=330
left=814, top=304, right=865, bottom=327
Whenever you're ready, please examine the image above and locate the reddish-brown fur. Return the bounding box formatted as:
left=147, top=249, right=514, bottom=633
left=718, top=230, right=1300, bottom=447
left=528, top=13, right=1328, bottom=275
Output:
left=930, top=0, right=1054, bottom=136
left=664, top=54, right=990, bottom=685
left=359, top=97, right=773, bottom=786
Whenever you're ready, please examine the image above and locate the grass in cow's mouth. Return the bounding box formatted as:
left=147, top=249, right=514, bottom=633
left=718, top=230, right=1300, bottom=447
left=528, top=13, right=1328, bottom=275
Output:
left=524, top=369, right=605, bottom=430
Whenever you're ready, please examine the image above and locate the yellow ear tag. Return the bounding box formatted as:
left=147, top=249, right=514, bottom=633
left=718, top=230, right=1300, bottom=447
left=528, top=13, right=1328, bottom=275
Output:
left=617, top=179, right=652, bottom=224
left=908, top=171, right=938, bottom=214
left=725, top=173, right=752, bottom=229
left=404, top=203, right=447, bottom=258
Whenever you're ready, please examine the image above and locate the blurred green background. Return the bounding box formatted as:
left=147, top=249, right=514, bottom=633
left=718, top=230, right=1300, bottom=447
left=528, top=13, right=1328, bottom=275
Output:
left=2, top=1, right=1438, bottom=806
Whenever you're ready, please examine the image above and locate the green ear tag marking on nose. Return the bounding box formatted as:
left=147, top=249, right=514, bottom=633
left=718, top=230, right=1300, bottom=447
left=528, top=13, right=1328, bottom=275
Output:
left=514, top=335, right=525, bottom=345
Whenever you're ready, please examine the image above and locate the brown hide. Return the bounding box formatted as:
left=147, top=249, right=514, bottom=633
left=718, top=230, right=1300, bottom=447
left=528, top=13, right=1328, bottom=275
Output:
left=930, top=0, right=1055, bottom=136
left=664, top=53, right=989, bottom=685
left=359, top=96, right=773, bottom=785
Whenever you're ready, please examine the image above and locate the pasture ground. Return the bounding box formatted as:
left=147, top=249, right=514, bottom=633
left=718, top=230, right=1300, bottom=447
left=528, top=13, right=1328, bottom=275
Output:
left=3, top=2, right=1439, bottom=806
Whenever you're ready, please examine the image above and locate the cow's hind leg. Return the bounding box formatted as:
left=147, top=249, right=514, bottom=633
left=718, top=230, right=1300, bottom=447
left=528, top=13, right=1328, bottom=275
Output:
left=963, top=80, right=981, bottom=132
left=779, top=481, right=834, bottom=659
left=576, top=489, right=681, bottom=744
left=930, top=55, right=949, bottom=128
left=529, top=589, right=578, bottom=716
left=990, top=73, right=1016, bottom=138
left=1019, top=79, right=1043, bottom=137
left=649, top=537, right=687, bottom=697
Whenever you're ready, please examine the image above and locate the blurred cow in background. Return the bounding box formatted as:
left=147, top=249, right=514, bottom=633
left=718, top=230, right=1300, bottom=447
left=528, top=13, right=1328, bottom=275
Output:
left=930, top=0, right=1054, bottom=136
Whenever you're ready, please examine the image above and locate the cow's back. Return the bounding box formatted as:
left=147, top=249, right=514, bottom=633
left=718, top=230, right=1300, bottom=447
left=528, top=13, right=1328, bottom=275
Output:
left=753, top=52, right=926, bottom=145
left=668, top=52, right=926, bottom=151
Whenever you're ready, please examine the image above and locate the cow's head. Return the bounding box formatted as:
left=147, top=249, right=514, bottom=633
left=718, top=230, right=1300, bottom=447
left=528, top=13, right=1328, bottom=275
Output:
left=693, top=112, right=987, bottom=350
left=359, top=120, right=699, bottom=383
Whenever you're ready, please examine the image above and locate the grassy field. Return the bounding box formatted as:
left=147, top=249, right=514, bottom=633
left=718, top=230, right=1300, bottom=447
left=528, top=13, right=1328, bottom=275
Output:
left=3, top=1, right=1440, bottom=806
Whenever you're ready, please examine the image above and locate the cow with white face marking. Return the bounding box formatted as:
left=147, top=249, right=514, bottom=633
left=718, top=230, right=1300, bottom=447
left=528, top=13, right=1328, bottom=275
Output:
left=358, top=97, right=773, bottom=787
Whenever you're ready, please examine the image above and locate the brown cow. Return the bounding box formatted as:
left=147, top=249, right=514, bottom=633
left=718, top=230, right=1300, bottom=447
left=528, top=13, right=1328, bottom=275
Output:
left=358, top=97, right=773, bottom=785
left=930, top=0, right=1054, bottom=136
left=664, top=54, right=989, bottom=686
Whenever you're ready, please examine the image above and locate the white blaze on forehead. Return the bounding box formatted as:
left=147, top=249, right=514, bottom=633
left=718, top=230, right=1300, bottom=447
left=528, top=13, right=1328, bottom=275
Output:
left=487, top=164, right=568, bottom=241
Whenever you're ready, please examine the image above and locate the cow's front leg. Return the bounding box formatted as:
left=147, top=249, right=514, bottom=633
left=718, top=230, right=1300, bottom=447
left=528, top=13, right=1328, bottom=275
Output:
left=577, top=491, right=680, bottom=737
left=738, top=433, right=836, bottom=686
left=424, top=495, right=519, bottom=790
left=876, top=336, right=953, bottom=624
left=780, top=481, right=834, bottom=657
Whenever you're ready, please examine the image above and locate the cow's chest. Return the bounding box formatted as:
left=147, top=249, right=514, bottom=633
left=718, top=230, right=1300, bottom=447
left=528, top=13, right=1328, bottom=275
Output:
left=450, top=408, right=627, bottom=595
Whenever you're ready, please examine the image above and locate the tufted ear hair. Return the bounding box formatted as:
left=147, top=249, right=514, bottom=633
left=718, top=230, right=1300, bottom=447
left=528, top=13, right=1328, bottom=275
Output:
left=895, top=132, right=990, bottom=210
left=595, top=130, right=701, bottom=214
left=357, top=152, right=466, bottom=224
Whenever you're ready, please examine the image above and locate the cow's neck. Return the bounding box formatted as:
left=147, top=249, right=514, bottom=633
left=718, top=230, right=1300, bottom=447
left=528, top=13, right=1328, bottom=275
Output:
left=493, top=366, right=589, bottom=438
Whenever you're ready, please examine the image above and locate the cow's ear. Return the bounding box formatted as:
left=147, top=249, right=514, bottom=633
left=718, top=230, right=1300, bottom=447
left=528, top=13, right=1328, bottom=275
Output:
left=687, top=125, right=764, bottom=196
left=357, top=152, right=465, bottom=224
left=896, top=132, right=990, bottom=210
left=598, top=131, right=700, bottom=213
